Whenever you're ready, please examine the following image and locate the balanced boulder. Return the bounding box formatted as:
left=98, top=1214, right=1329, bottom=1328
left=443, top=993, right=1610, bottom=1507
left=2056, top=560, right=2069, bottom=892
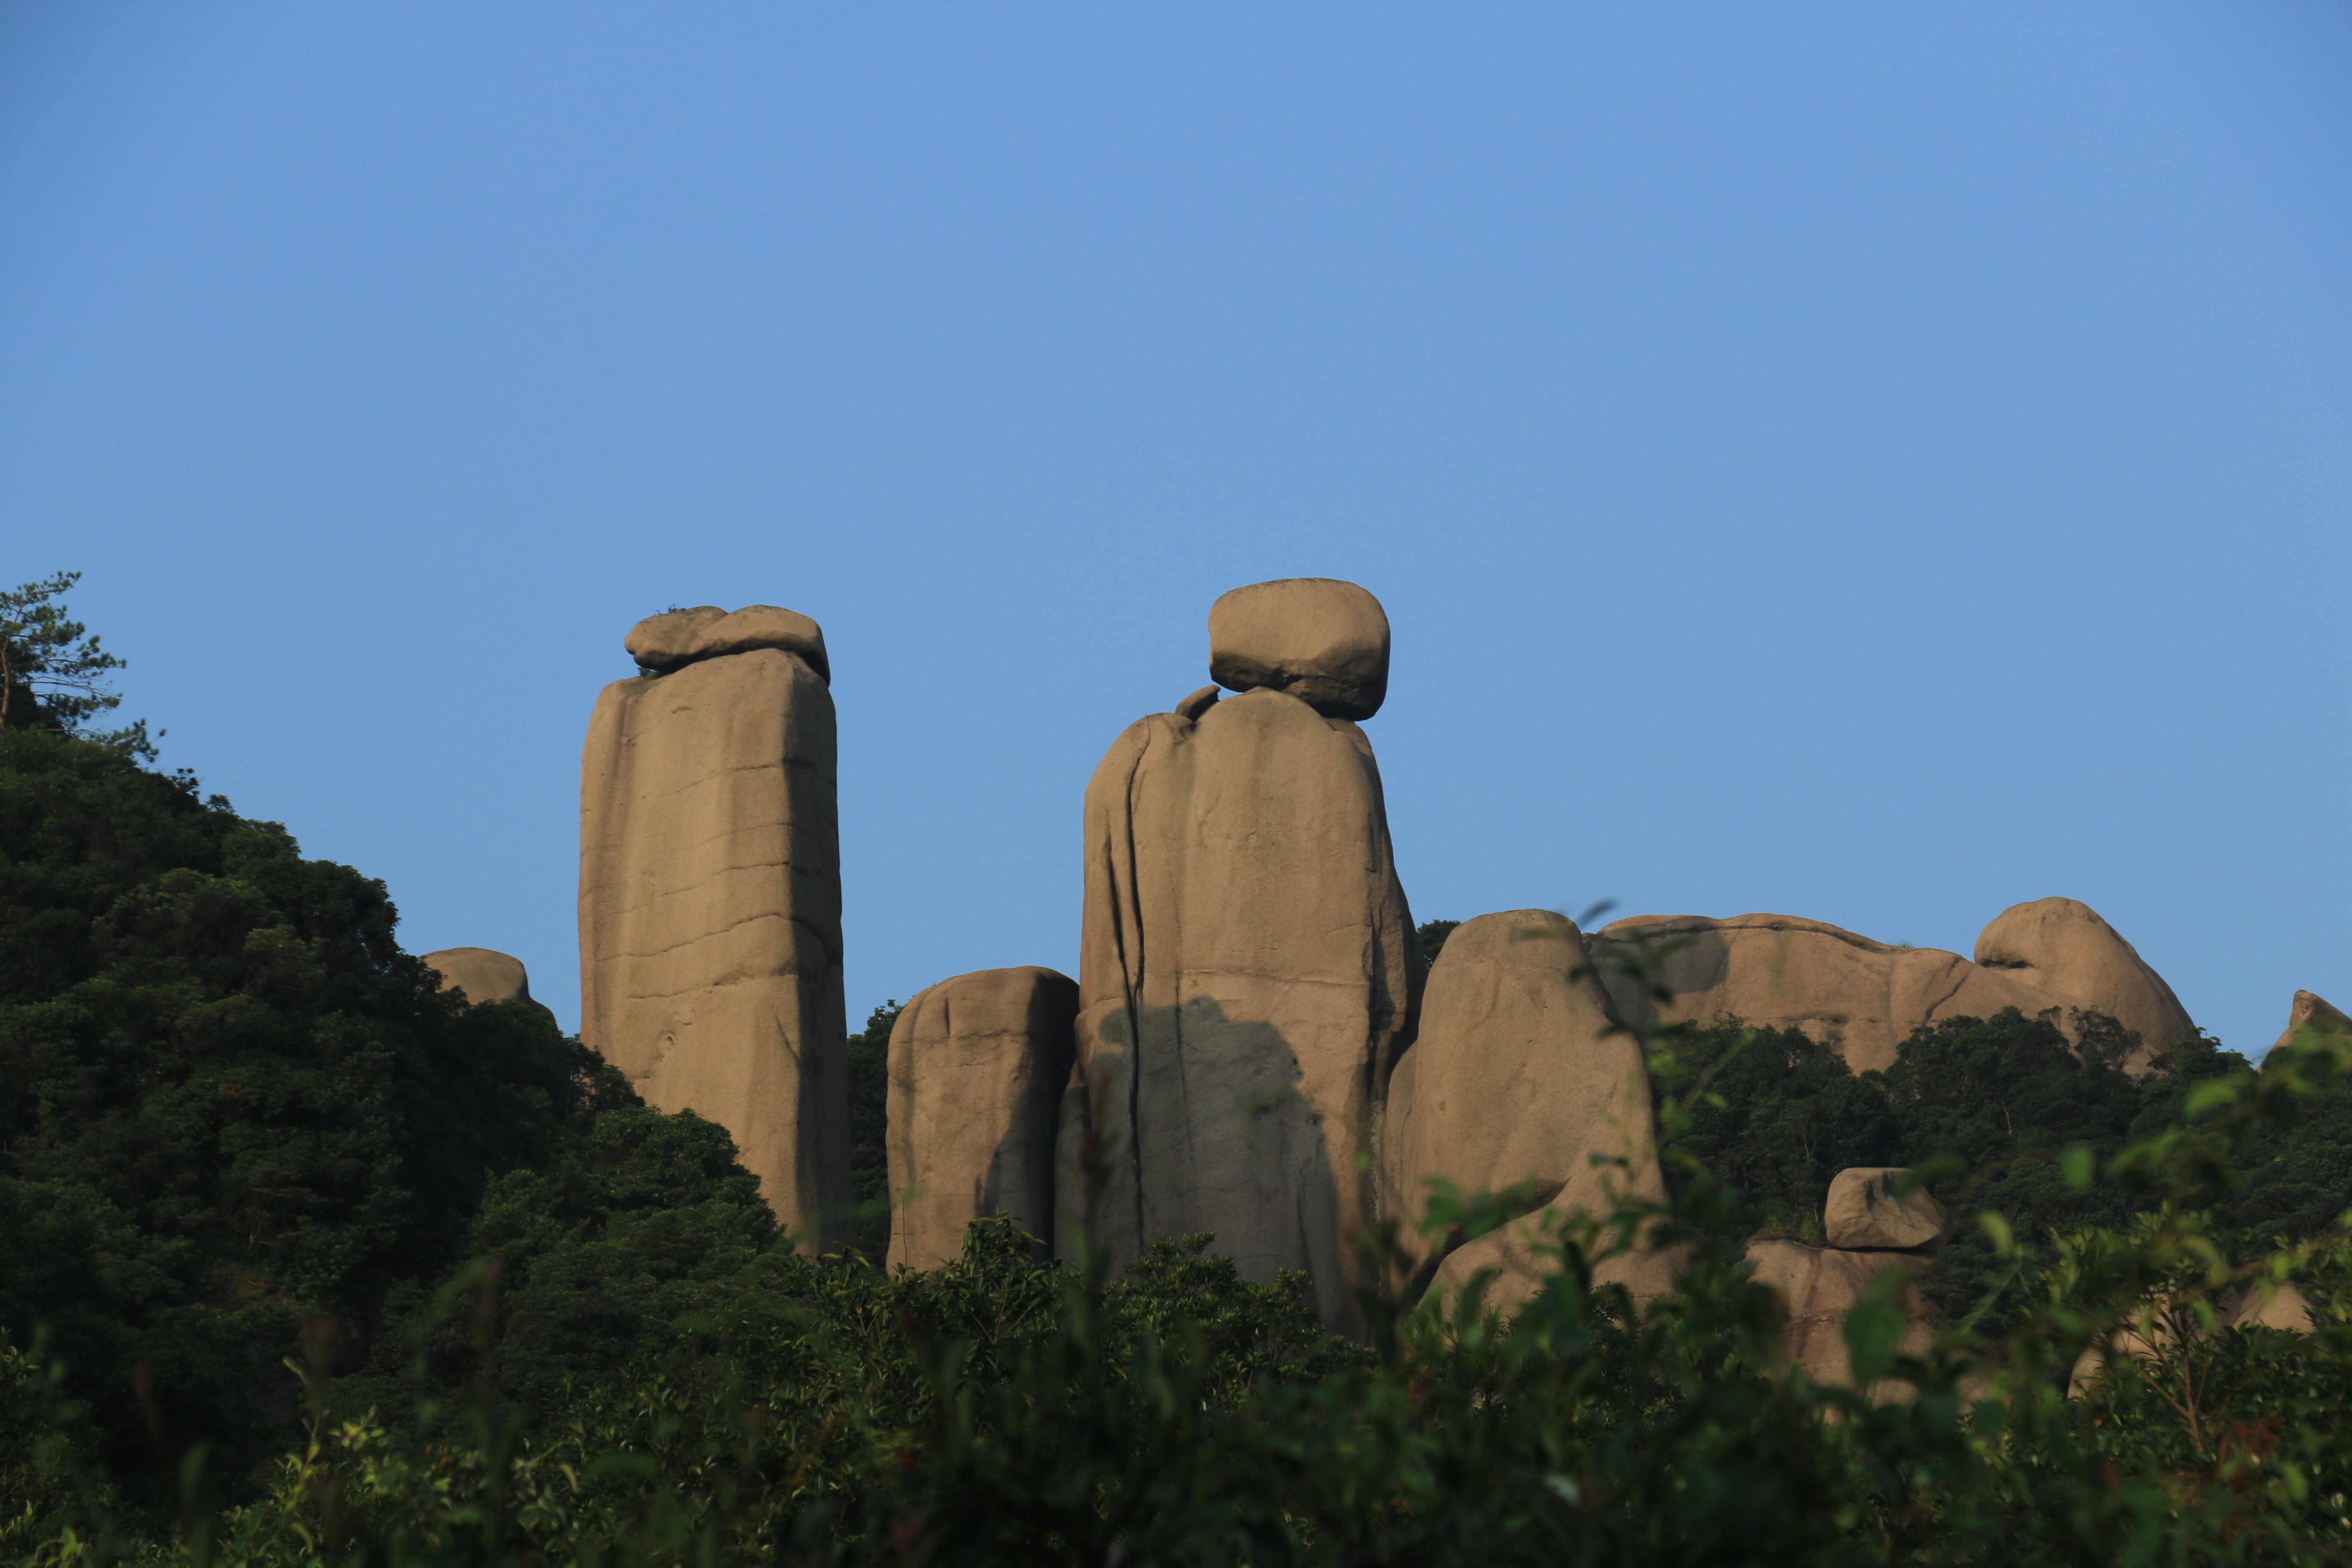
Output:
left=580, top=608, right=852, bottom=1252
left=1973, top=898, right=2194, bottom=1071
left=1068, top=589, right=1416, bottom=1330
left=1207, top=578, right=1390, bottom=721
left=1823, top=1167, right=1945, bottom=1251
left=1383, top=910, right=1672, bottom=1309
left=1589, top=913, right=2060, bottom=1075
left=624, top=603, right=830, bottom=679
left=887, top=966, right=1078, bottom=1271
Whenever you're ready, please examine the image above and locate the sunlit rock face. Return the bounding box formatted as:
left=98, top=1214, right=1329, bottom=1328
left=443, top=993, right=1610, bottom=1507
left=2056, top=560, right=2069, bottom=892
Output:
left=579, top=607, right=851, bottom=1253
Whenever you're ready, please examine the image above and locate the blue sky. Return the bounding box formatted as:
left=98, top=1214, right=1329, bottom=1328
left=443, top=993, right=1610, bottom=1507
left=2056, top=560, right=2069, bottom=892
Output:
left=3, top=3, right=2346, bottom=1057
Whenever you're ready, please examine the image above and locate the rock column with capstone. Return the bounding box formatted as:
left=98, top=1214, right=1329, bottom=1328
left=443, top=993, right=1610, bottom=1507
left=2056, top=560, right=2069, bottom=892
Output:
left=578, top=604, right=852, bottom=1252
left=1066, top=578, right=1418, bottom=1331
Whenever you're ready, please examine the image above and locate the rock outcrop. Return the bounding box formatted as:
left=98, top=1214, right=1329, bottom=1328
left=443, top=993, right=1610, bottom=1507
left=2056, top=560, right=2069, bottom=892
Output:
left=1589, top=913, right=2062, bottom=1075
left=1822, top=1167, right=1945, bottom=1251
left=422, top=946, right=548, bottom=1016
left=2070, top=1283, right=2315, bottom=1393
left=1066, top=580, right=1416, bottom=1330
left=2271, top=989, right=2352, bottom=1059
left=886, top=967, right=1078, bottom=1271
left=1974, top=898, right=2194, bottom=1070
left=1744, top=1238, right=1937, bottom=1395
left=579, top=606, right=851, bottom=1253
left=1382, top=910, right=1673, bottom=1312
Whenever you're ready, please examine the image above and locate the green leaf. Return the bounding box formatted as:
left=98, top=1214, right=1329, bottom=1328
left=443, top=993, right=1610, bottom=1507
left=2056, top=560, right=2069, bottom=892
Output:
left=1841, top=1270, right=1911, bottom=1385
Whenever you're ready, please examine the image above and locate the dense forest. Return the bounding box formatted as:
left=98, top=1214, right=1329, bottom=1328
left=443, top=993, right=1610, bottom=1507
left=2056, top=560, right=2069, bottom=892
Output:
left=7, top=585, right=2352, bottom=1565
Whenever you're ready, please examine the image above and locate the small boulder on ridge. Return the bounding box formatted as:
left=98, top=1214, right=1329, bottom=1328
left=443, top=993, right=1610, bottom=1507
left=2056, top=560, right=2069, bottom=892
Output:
left=423, top=947, right=554, bottom=1023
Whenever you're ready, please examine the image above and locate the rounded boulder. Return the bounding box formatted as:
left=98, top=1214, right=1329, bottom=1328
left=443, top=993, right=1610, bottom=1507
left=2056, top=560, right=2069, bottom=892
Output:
left=423, top=947, right=550, bottom=1020
left=1207, top=578, right=1390, bottom=720
left=1973, top=897, right=2194, bottom=1070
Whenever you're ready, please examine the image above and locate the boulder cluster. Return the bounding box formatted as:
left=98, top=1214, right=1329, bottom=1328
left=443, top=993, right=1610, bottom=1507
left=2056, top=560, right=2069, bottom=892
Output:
left=416, top=580, right=2338, bottom=1386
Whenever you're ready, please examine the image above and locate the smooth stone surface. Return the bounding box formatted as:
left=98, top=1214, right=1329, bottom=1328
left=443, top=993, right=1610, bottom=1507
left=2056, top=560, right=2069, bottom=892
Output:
left=422, top=946, right=533, bottom=1006
left=1207, top=578, right=1390, bottom=721
left=624, top=606, right=726, bottom=671
left=1384, top=910, right=1672, bottom=1307
left=1591, top=913, right=2066, bottom=1075
left=1066, top=684, right=1418, bottom=1330
left=887, top=966, right=1078, bottom=1271
left=622, top=603, right=831, bottom=681
left=579, top=643, right=852, bottom=1252
left=422, top=946, right=558, bottom=1026
left=1974, top=898, right=2195, bottom=1072
left=1823, top=1167, right=1945, bottom=1251
left=1745, top=1238, right=1936, bottom=1398
left=690, top=604, right=830, bottom=682
left=2271, top=989, right=2352, bottom=1059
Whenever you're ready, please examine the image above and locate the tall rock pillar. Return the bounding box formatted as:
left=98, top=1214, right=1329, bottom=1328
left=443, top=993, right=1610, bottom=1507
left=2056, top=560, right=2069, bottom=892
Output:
left=579, top=604, right=852, bottom=1251
left=1066, top=579, right=1418, bottom=1330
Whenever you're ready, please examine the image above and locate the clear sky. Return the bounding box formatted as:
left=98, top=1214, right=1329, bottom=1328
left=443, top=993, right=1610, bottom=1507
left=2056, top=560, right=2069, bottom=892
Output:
left=3, top=4, right=2346, bottom=1059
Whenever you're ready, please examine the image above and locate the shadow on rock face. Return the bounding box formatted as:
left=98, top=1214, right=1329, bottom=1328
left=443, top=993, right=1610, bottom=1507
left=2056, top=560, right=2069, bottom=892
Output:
left=1056, top=995, right=1349, bottom=1331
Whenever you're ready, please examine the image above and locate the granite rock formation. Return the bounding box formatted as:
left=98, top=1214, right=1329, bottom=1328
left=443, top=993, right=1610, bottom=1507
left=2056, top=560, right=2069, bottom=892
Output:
left=1974, top=897, right=2194, bottom=1071
left=1589, top=913, right=2064, bottom=1075
left=887, top=966, right=1078, bottom=1271
left=1066, top=580, right=1416, bottom=1330
left=1744, top=1238, right=1937, bottom=1396
left=2271, top=989, right=2352, bottom=1059
left=579, top=606, right=851, bottom=1252
left=1382, top=910, right=1673, bottom=1310
left=1207, top=577, right=1390, bottom=721
left=1823, top=1167, right=1945, bottom=1251
left=624, top=603, right=830, bottom=678
left=422, top=946, right=548, bottom=1017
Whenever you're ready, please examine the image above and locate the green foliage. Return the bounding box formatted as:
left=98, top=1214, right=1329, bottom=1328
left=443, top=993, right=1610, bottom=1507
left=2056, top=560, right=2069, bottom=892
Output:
left=844, top=1001, right=901, bottom=1261
left=0, top=572, right=150, bottom=757
left=0, top=723, right=607, bottom=1509
left=1416, top=918, right=1459, bottom=964
left=1656, top=1020, right=1899, bottom=1237
left=17, top=1035, right=2352, bottom=1565
left=1876, top=1008, right=2162, bottom=1335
